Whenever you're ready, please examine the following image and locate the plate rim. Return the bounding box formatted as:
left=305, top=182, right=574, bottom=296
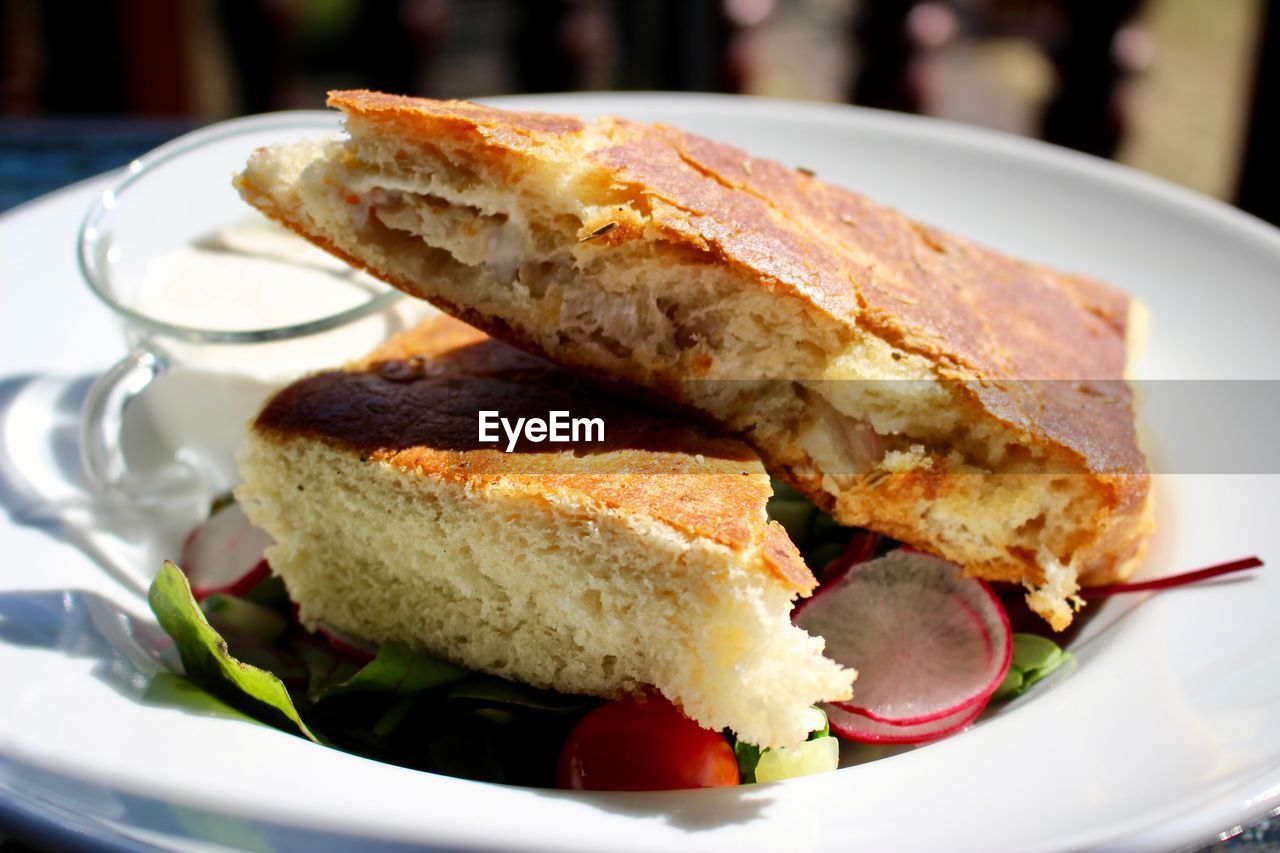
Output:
left=2, top=90, right=1278, bottom=852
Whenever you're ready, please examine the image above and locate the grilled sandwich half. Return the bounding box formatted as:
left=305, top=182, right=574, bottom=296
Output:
left=236, top=91, right=1152, bottom=628
left=236, top=314, right=855, bottom=749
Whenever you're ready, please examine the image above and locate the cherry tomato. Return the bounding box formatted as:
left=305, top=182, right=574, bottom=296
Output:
left=556, top=695, right=739, bottom=791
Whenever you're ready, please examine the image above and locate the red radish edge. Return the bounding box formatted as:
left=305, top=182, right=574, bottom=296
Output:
left=837, top=585, right=1012, bottom=726
left=218, top=559, right=270, bottom=598
left=317, top=623, right=378, bottom=664
left=822, top=530, right=882, bottom=584
left=1081, top=556, right=1263, bottom=598
left=824, top=698, right=986, bottom=745
left=794, top=549, right=1013, bottom=728
left=180, top=503, right=275, bottom=601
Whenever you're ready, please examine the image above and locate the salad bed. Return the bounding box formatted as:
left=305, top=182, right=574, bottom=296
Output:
left=143, top=485, right=1088, bottom=790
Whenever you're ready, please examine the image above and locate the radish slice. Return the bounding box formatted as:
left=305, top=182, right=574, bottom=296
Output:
left=822, top=529, right=882, bottom=584
left=794, top=549, right=1012, bottom=727
left=180, top=502, right=274, bottom=601
left=317, top=622, right=378, bottom=663
left=823, top=699, right=984, bottom=744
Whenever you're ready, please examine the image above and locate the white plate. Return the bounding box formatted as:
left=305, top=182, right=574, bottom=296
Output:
left=2, top=93, right=1278, bottom=852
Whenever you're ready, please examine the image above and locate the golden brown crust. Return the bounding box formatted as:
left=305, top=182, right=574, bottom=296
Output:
left=253, top=315, right=816, bottom=594
left=762, top=521, right=816, bottom=594
left=322, top=89, right=1146, bottom=471
left=595, top=116, right=1143, bottom=481
left=329, top=90, right=586, bottom=145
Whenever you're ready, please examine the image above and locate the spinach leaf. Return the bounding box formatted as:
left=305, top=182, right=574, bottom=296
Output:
left=148, top=561, right=317, bottom=741
left=317, top=642, right=469, bottom=700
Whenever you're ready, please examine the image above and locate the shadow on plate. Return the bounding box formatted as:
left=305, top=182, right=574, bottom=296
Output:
left=0, top=752, right=452, bottom=853
left=537, top=784, right=774, bottom=831
left=0, top=587, right=165, bottom=700
left=0, top=372, right=204, bottom=599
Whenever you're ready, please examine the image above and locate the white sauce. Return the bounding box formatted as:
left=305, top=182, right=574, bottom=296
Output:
left=133, top=218, right=413, bottom=377
left=120, top=218, right=430, bottom=490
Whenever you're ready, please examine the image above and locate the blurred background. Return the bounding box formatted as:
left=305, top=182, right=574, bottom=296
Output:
left=0, top=0, right=1276, bottom=222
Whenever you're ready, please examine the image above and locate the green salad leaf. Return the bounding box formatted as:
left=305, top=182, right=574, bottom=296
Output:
left=992, top=633, right=1075, bottom=701
left=734, top=706, right=834, bottom=783
left=294, top=633, right=365, bottom=703
left=201, top=593, right=288, bottom=644
left=766, top=480, right=871, bottom=577
left=734, top=740, right=762, bottom=783
left=319, top=642, right=469, bottom=699
left=446, top=676, right=597, bottom=713
left=148, top=561, right=317, bottom=741
left=371, top=695, right=419, bottom=738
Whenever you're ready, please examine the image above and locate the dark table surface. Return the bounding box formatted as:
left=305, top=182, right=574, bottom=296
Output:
left=0, top=117, right=200, bottom=213
left=0, top=117, right=1275, bottom=852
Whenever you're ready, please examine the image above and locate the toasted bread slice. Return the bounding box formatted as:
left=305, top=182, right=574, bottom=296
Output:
left=236, top=91, right=1152, bottom=628
left=236, top=314, right=854, bottom=749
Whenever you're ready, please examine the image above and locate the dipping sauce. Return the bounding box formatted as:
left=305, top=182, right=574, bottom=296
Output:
left=118, top=217, right=429, bottom=491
